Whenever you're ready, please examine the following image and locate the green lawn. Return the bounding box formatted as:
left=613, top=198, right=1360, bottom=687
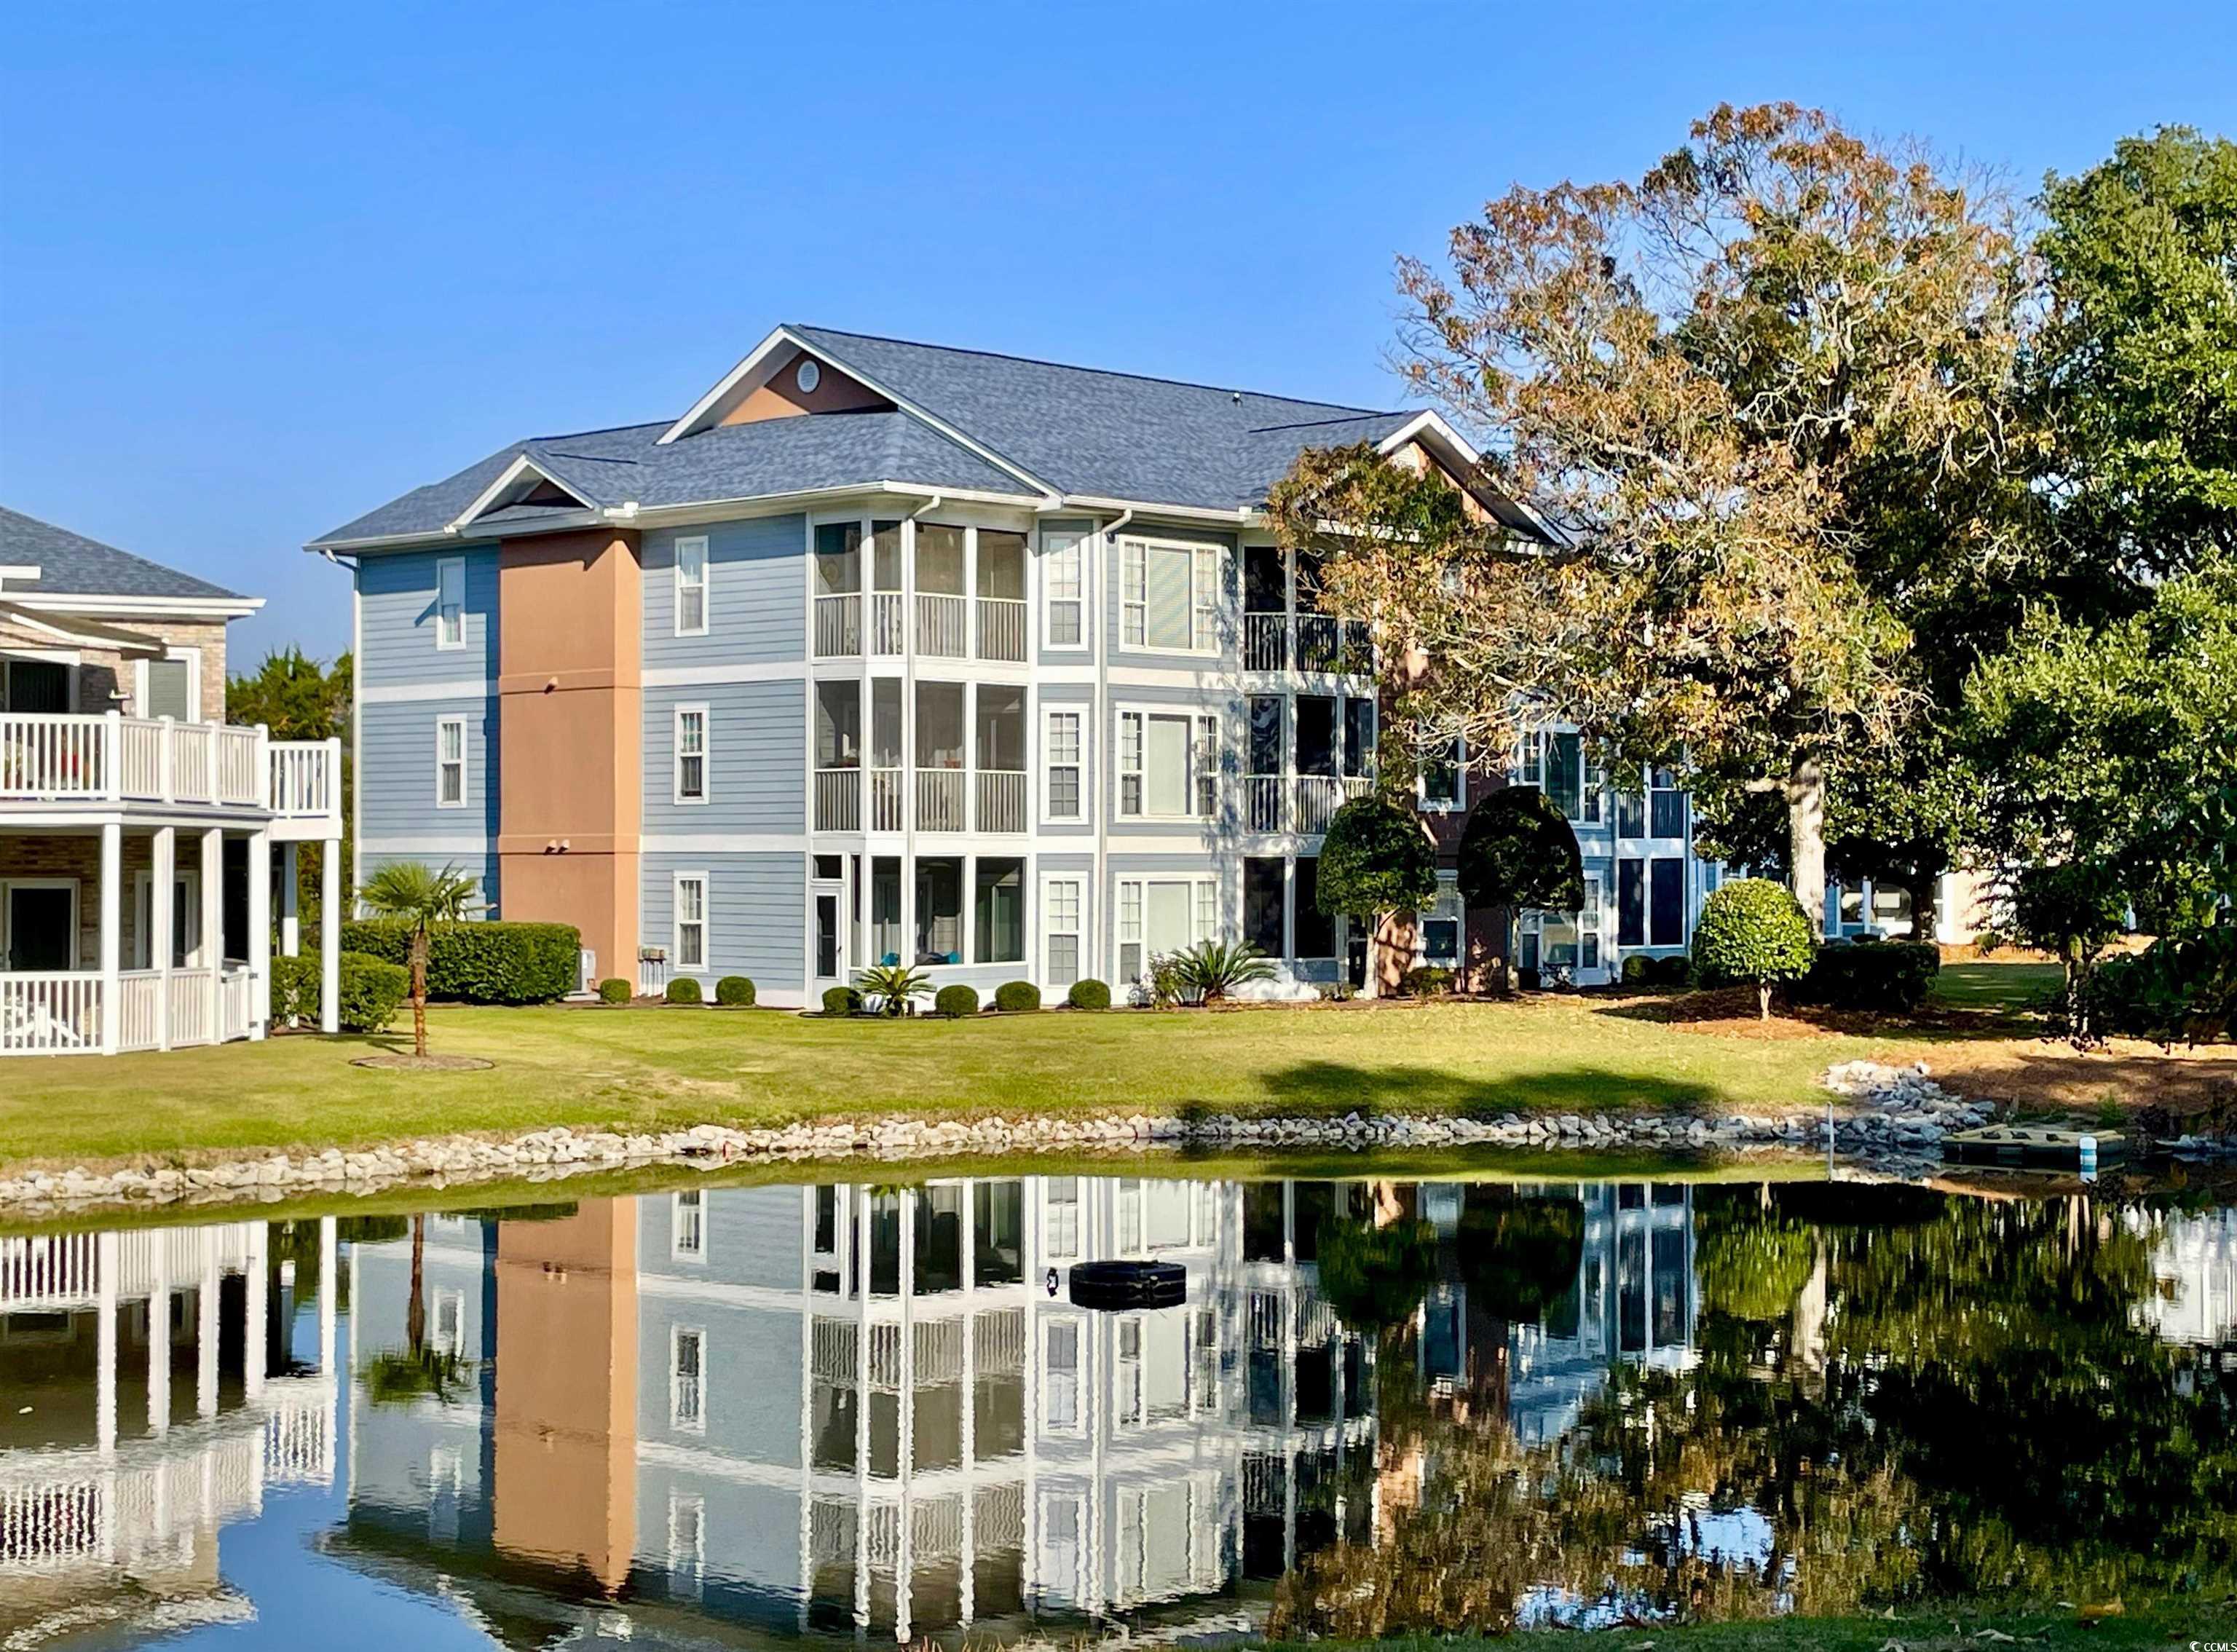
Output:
left=1322, top=1601, right=2237, bottom=1651
left=0, top=994, right=1972, bottom=1169
left=1930, top=960, right=2063, bottom=1011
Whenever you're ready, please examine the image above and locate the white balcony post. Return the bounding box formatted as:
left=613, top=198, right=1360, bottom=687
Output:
left=153, top=825, right=175, bottom=1051
left=245, top=1220, right=268, bottom=1402
left=98, top=821, right=122, bottom=1054
left=148, top=1238, right=170, bottom=1436
left=319, top=842, right=340, bottom=1035
left=197, top=1230, right=219, bottom=1418
left=96, top=1231, right=119, bottom=1455
left=248, top=826, right=271, bottom=1039
left=202, top=826, right=224, bottom=1038
left=102, top=708, right=122, bottom=801
left=159, top=716, right=175, bottom=803
left=318, top=1214, right=338, bottom=1375
left=279, top=841, right=300, bottom=956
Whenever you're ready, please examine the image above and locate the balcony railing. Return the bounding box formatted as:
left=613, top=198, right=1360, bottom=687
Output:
left=1244, top=612, right=1289, bottom=671
left=813, top=767, right=861, bottom=832
left=813, top=593, right=861, bottom=657
left=975, top=769, right=1027, bottom=834
left=869, top=592, right=906, bottom=655
left=0, top=714, right=340, bottom=834
left=916, top=767, right=967, bottom=832
left=916, top=593, right=968, bottom=658
left=869, top=767, right=904, bottom=831
left=1244, top=772, right=1377, bottom=834
left=976, top=598, right=1028, bottom=663
left=0, top=965, right=255, bottom=1057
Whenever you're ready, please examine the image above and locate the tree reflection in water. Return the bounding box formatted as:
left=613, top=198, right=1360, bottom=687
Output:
left=1272, top=1187, right=2237, bottom=1640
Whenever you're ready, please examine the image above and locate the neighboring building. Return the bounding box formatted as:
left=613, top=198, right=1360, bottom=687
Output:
left=0, top=507, right=344, bottom=1052
left=314, top=325, right=1728, bottom=1003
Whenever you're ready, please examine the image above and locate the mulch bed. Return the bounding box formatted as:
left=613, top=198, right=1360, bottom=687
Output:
left=351, top=1054, right=495, bottom=1072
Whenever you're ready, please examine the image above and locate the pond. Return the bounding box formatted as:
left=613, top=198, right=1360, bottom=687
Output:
left=1, top=1162, right=2233, bottom=1648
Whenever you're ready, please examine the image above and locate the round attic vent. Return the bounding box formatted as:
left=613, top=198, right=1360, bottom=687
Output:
left=795, top=359, right=821, bottom=395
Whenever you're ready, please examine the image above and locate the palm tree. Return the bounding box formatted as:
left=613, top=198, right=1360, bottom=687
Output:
left=355, top=861, right=478, bottom=1057
left=362, top=1212, right=473, bottom=1407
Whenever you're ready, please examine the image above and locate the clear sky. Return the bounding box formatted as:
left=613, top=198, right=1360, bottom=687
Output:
left=4, top=1, right=2233, bottom=664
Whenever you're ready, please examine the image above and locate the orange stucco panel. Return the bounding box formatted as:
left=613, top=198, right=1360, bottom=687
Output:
left=719, top=348, right=892, bottom=424
left=495, top=529, right=641, bottom=981
left=493, top=1201, right=638, bottom=1593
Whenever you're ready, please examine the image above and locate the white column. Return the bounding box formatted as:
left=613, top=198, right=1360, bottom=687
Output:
left=248, top=827, right=271, bottom=1039
left=280, top=842, right=300, bottom=956
left=202, top=826, right=224, bottom=1040
left=320, top=841, right=341, bottom=1035
left=198, top=1229, right=219, bottom=1418
left=318, top=1215, right=338, bottom=1376
left=245, top=1221, right=268, bottom=1402
left=152, top=825, right=175, bottom=1050
left=96, top=1230, right=119, bottom=1455
left=98, top=821, right=122, bottom=1054
left=148, top=1238, right=170, bottom=1436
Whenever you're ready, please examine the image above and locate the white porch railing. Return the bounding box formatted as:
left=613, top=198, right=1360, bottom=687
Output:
left=0, top=966, right=256, bottom=1056
left=869, top=591, right=906, bottom=655
left=975, top=769, right=1027, bottom=834
left=0, top=1232, right=100, bottom=1310
left=869, top=767, right=904, bottom=831
left=916, top=767, right=967, bottom=832
left=117, top=970, right=161, bottom=1051
left=1244, top=613, right=1289, bottom=672
left=814, top=767, right=861, bottom=832
left=1245, top=774, right=1286, bottom=833
left=1295, top=614, right=1341, bottom=673
left=976, top=597, right=1028, bottom=662
left=916, top=593, right=968, bottom=657
left=167, top=971, right=213, bottom=1047
left=1242, top=774, right=1376, bottom=836
left=814, top=593, right=861, bottom=657
left=0, top=973, right=100, bottom=1054
left=0, top=714, right=339, bottom=835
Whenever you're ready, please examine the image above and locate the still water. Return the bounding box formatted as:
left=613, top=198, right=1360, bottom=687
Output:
left=1, top=1166, right=2234, bottom=1648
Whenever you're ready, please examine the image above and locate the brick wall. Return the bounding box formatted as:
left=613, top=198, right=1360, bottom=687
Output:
left=0, top=831, right=205, bottom=967
left=0, top=614, right=229, bottom=721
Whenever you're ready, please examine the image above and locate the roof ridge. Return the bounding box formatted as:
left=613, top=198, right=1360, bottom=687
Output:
left=523, top=418, right=671, bottom=444
left=1246, top=412, right=1416, bottom=435
left=790, top=324, right=1401, bottom=419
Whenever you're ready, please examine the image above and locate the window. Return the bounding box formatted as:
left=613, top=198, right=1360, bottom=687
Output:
left=672, top=1190, right=705, bottom=1261
left=674, top=873, right=706, bottom=972
left=1244, top=858, right=1284, bottom=955
left=1344, top=699, right=1376, bottom=778
left=670, top=1327, right=705, bottom=1430
left=0, top=658, right=70, bottom=713
left=1526, top=730, right=1601, bottom=824
left=1650, top=857, right=1684, bottom=946
left=1421, top=736, right=1463, bottom=810
left=144, top=654, right=194, bottom=721
left=1515, top=729, right=1543, bottom=788
left=1116, top=876, right=1218, bottom=981
left=974, top=857, right=1025, bottom=965
left=668, top=1493, right=706, bottom=1601
left=1421, top=878, right=1461, bottom=965
left=432, top=1290, right=465, bottom=1356
left=1043, top=526, right=1086, bottom=648
left=1116, top=709, right=1218, bottom=819
left=435, top=556, right=465, bottom=649
left=674, top=536, right=709, bottom=636
left=1044, top=877, right=1083, bottom=985
left=1119, top=541, right=1218, bottom=652
left=1649, top=767, right=1686, bottom=839
left=435, top=716, right=467, bottom=808
left=1046, top=1177, right=1081, bottom=1259
left=674, top=706, right=708, bottom=803
left=1044, top=1318, right=1082, bottom=1433
left=1293, top=856, right=1336, bottom=957
left=1044, top=709, right=1084, bottom=821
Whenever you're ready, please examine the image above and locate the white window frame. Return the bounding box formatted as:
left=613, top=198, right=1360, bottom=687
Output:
left=1118, top=538, right=1220, bottom=655
left=668, top=1490, right=707, bottom=1601
left=669, top=1324, right=706, bottom=1431
left=1419, top=735, right=1465, bottom=813
left=1042, top=529, right=1087, bottom=652
left=1, top=877, right=82, bottom=970
left=674, top=535, right=709, bottom=638
left=1114, top=874, right=1219, bottom=983
left=133, top=646, right=202, bottom=722
left=673, top=872, right=708, bottom=973
left=128, top=868, right=201, bottom=970
left=1114, top=706, right=1219, bottom=821
left=671, top=1189, right=706, bottom=1262
left=0, top=653, right=79, bottom=714
left=673, top=703, right=709, bottom=805
left=1041, top=1315, right=1086, bottom=1436
left=434, top=556, right=465, bottom=650
left=1042, top=874, right=1084, bottom=984
left=1417, top=874, right=1463, bottom=967
left=435, top=716, right=467, bottom=810
left=1043, top=707, right=1084, bottom=824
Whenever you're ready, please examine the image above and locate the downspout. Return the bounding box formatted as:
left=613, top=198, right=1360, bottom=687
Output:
left=1094, top=508, right=1133, bottom=987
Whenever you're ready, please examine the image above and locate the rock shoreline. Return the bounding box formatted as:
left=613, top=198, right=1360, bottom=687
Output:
left=0, top=1060, right=1988, bottom=1220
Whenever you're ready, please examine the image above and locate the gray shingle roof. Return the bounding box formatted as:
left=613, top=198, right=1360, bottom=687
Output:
left=308, top=327, right=1427, bottom=550
left=0, top=505, right=244, bottom=601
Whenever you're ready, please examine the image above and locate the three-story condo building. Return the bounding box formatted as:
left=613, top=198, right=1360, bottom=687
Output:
left=315, top=326, right=1721, bottom=1004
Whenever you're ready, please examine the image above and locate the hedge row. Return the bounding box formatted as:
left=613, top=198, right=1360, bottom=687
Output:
left=270, top=951, right=410, bottom=1032
left=339, top=920, right=580, bottom=1004
left=1790, top=940, right=1941, bottom=1013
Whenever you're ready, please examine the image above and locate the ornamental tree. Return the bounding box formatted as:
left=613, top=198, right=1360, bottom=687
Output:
left=1317, top=795, right=1440, bottom=997
left=1456, top=786, right=1585, bottom=914
left=1692, top=877, right=1818, bottom=1021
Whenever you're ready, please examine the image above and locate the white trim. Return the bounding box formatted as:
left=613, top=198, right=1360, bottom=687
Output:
left=668, top=1323, right=706, bottom=1431
left=129, top=866, right=205, bottom=970
left=358, top=679, right=497, bottom=704
left=0, top=592, right=261, bottom=620
left=673, top=535, right=710, bottom=637
left=671, top=1189, right=706, bottom=1263
left=1041, top=705, right=1085, bottom=826
left=1113, top=703, right=1220, bottom=823
left=0, top=606, right=160, bottom=655
left=1038, top=522, right=1089, bottom=652
left=444, top=451, right=597, bottom=534
left=434, top=714, right=468, bottom=809
left=1417, top=732, right=1465, bottom=813
left=673, top=703, right=710, bottom=805
left=640, top=661, right=806, bottom=689
left=0, top=652, right=80, bottom=713
left=0, top=877, right=82, bottom=970
left=132, top=644, right=202, bottom=722
left=1116, top=537, right=1222, bottom=657
left=1375, top=410, right=1563, bottom=545
left=1041, top=872, right=1084, bottom=987
left=672, top=870, right=709, bottom=973
left=433, top=555, right=466, bottom=651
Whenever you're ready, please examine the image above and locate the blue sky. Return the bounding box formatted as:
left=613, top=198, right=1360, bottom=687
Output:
left=4, top=1, right=2233, bottom=663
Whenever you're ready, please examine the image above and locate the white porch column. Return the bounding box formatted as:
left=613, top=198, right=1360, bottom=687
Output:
left=98, top=821, right=122, bottom=1054
left=320, top=841, right=340, bottom=1035
left=148, top=1238, right=170, bottom=1436
left=201, top=826, right=224, bottom=1039
left=197, top=1229, right=220, bottom=1418
left=280, top=841, right=300, bottom=956
left=152, top=825, right=175, bottom=1050
left=318, top=1214, right=338, bottom=1375
left=245, top=1220, right=268, bottom=1402
left=96, top=1230, right=119, bottom=1455
left=248, top=826, right=271, bottom=1040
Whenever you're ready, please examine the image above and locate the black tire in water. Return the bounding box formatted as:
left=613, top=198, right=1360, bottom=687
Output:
left=1067, top=1258, right=1186, bottom=1311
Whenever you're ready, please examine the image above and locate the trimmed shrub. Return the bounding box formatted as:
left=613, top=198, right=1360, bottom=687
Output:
left=1619, top=953, right=1653, bottom=986
left=1401, top=965, right=1454, bottom=997
left=597, top=978, right=632, bottom=1005
left=993, top=980, right=1041, bottom=1013
left=1792, top=940, right=1940, bottom=1013
left=336, top=951, right=409, bottom=1033
left=714, top=976, right=757, bottom=1008
left=1067, top=979, right=1111, bottom=1011
left=1652, top=953, right=1694, bottom=988
left=664, top=976, right=703, bottom=1005
left=934, top=984, right=980, bottom=1019
left=1692, top=878, right=1817, bottom=1019
left=821, top=984, right=862, bottom=1016
left=339, top=920, right=580, bottom=1005
left=271, top=954, right=319, bottom=1024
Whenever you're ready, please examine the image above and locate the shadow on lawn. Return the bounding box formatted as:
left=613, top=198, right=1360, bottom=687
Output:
left=1592, top=984, right=2028, bottom=1043
left=1244, top=1060, right=1728, bottom=1120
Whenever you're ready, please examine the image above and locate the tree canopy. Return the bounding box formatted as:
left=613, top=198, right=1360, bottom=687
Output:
left=1456, top=785, right=1585, bottom=914
left=1316, top=795, right=1440, bottom=920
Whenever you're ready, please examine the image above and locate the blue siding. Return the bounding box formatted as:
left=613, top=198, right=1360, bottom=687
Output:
left=357, top=548, right=499, bottom=687
left=358, top=695, right=500, bottom=844
left=642, top=851, right=806, bottom=992
left=1104, top=526, right=1239, bottom=674
left=642, top=680, right=805, bottom=834
left=642, top=515, right=808, bottom=670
